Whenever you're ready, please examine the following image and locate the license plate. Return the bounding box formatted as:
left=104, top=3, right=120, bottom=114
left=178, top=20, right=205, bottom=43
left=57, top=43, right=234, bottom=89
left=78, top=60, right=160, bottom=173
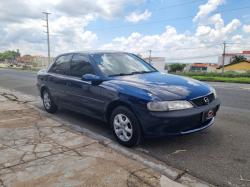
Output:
left=202, top=109, right=215, bottom=122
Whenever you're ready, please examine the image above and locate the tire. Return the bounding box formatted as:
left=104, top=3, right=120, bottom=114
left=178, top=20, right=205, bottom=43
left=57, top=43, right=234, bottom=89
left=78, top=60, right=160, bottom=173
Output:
left=42, top=88, right=58, bottom=114
left=110, top=106, right=143, bottom=147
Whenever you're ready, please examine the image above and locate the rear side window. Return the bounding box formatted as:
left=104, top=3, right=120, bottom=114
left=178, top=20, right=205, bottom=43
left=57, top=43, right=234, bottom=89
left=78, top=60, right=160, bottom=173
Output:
left=70, top=54, right=95, bottom=78
left=49, top=54, right=72, bottom=75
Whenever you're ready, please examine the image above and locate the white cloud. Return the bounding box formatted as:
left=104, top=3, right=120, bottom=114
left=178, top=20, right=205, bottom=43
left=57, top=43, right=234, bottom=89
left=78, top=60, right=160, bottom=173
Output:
left=50, top=16, right=97, bottom=54
left=0, top=0, right=144, bottom=55
left=0, top=14, right=97, bottom=56
left=101, top=0, right=243, bottom=63
left=0, top=0, right=249, bottom=62
left=125, top=10, right=151, bottom=23
left=193, top=0, right=225, bottom=22
left=196, top=18, right=241, bottom=43
left=243, top=25, right=250, bottom=33
left=196, top=26, right=211, bottom=36
left=0, top=0, right=144, bottom=23
left=56, top=0, right=144, bottom=20
left=209, top=14, right=224, bottom=29
left=101, top=15, right=243, bottom=63
left=102, top=26, right=201, bottom=61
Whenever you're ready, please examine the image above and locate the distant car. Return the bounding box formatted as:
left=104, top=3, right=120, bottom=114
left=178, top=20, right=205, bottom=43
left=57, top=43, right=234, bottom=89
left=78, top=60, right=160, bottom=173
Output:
left=37, top=51, right=220, bottom=147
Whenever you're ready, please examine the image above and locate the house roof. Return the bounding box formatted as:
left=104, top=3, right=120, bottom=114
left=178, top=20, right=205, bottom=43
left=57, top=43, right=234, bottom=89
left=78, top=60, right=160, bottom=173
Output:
left=243, top=51, right=250, bottom=54
left=222, top=51, right=250, bottom=56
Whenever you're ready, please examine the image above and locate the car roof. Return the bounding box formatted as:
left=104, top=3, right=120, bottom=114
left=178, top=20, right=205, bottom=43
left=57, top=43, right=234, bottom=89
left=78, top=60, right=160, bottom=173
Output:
left=58, top=50, right=129, bottom=56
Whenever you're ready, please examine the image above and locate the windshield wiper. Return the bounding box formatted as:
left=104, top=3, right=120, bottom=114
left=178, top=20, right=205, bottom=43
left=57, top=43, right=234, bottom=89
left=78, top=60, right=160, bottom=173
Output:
left=131, top=70, right=157, bottom=74
left=109, top=73, right=133, bottom=77
left=109, top=70, right=157, bottom=77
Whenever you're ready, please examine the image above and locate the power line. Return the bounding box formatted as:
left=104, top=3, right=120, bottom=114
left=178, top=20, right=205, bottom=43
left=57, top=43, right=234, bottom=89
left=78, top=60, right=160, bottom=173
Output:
left=125, top=0, right=204, bottom=14
left=165, top=54, right=220, bottom=61
left=128, top=42, right=249, bottom=55
left=90, top=6, right=250, bottom=31
left=94, top=15, right=193, bottom=30
left=157, top=0, right=205, bottom=10
left=151, top=43, right=222, bottom=52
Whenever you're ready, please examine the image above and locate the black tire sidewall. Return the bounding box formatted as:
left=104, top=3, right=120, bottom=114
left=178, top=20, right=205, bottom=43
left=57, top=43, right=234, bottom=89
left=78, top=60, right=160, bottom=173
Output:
left=110, top=106, right=142, bottom=147
left=42, top=89, right=57, bottom=113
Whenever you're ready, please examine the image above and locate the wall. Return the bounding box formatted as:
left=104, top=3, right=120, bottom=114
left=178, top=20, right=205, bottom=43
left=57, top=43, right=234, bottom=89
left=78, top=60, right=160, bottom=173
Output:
left=224, top=62, right=250, bottom=71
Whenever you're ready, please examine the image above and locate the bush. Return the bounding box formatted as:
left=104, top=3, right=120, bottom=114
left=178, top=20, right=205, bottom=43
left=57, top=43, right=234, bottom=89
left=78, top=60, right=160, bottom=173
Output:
left=169, top=64, right=186, bottom=72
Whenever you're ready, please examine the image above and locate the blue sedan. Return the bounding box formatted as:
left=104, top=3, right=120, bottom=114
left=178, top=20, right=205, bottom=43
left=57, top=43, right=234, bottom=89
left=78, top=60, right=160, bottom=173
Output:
left=37, top=51, right=220, bottom=147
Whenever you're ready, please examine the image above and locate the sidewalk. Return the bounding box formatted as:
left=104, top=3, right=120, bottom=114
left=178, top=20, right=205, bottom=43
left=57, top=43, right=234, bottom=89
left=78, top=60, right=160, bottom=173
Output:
left=0, top=93, right=184, bottom=187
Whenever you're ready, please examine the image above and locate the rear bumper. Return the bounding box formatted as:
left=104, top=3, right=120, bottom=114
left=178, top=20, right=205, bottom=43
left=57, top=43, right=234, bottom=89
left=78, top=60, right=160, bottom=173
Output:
left=137, top=98, right=220, bottom=138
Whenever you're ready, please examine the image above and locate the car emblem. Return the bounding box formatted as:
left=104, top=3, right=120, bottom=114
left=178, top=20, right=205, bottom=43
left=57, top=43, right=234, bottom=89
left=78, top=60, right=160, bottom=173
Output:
left=203, top=97, right=209, bottom=104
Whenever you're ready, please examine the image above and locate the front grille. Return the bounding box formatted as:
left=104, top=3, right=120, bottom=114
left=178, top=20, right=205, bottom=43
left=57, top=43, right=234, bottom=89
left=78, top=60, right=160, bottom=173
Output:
left=190, top=93, right=215, bottom=107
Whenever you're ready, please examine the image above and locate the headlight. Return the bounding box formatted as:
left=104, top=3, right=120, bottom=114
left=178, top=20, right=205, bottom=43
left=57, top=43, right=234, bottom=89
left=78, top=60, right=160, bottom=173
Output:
left=147, top=100, right=193, bottom=111
left=211, top=87, right=217, bottom=98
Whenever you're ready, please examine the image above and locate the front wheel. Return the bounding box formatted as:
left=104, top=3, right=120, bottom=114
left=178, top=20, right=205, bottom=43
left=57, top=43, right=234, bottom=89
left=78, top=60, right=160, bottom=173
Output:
left=42, top=89, right=58, bottom=114
left=110, top=106, right=143, bottom=147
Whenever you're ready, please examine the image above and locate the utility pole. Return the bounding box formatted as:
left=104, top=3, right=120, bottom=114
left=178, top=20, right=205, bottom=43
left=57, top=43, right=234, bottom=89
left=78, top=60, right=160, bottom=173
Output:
left=42, top=12, right=51, bottom=65
left=148, top=50, right=152, bottom=64
left=221, top=42, right=226, bottom=75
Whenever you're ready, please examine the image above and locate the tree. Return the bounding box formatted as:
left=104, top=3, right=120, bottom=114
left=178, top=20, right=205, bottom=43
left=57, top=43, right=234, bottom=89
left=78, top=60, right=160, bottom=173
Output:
left=0, top=50, right=20, bottom=61
left=169, top=63, right=186, bottom=72
left=231, top=55, right=247, bottom=64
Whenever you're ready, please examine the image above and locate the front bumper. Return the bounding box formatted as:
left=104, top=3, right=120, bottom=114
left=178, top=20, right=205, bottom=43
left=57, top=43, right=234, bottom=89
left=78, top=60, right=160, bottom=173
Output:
left=138, top=98, right=220, bottom=138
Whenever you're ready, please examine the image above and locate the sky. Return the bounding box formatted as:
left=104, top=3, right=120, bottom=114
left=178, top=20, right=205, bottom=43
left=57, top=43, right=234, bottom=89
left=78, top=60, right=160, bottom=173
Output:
left=1, top=0, right=250, bottom=63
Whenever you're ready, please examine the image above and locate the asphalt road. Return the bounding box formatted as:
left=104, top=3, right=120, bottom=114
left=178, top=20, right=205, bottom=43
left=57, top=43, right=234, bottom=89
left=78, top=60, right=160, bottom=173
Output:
left=0, top=68, right=249, bottom=187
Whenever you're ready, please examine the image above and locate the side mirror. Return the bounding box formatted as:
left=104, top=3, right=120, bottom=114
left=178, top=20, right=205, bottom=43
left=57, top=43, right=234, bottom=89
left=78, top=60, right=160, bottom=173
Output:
left=82, top=74, right=104, bottom=84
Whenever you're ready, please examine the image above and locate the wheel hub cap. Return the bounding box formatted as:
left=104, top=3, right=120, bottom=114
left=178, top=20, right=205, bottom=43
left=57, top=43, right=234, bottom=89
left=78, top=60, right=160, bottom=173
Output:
left=43, top=92, right=51, bottom=109
left=113, top=114, right=133, bottom=142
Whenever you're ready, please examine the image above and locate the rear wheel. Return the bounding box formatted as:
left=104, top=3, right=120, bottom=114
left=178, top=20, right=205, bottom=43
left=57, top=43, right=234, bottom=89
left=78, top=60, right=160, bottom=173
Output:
left=110, top=106, right=143, bottom=147
left=42, top=89, right=57, bottom=113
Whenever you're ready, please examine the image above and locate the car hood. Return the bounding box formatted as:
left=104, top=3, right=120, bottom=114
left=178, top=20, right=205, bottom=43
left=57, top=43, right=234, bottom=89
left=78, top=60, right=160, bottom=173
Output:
left=110, top=72, right=212, bottom=100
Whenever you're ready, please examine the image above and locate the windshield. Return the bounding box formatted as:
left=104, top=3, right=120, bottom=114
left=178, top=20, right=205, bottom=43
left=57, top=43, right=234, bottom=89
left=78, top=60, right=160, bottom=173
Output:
left=90, top=53, right=157, bottom=76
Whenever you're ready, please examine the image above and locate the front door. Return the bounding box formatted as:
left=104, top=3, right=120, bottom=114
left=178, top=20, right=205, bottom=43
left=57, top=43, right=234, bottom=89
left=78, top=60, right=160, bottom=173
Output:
left=66, top=54, right=105, bottom=118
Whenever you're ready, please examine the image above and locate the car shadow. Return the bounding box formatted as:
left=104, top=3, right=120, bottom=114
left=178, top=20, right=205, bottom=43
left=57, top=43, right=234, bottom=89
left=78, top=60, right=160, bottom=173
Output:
left=53, top=108, right=115, bottom=140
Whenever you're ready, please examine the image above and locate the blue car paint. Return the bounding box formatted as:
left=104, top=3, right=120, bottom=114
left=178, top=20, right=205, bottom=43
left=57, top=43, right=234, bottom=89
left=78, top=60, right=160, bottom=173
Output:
left=37, top=52, right=220, bottom=138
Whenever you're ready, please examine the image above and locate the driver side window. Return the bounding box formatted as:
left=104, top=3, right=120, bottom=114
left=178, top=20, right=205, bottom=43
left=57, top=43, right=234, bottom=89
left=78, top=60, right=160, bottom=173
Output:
left=70, top=54, right=95, bottom=78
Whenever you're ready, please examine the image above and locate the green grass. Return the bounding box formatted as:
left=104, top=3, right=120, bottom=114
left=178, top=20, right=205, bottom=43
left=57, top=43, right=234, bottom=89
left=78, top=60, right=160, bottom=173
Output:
left=187, top=75, right=250, bottom=84
left=178, top=71, right=250, bottom=78
left=174, top=71, right=250, bottom=84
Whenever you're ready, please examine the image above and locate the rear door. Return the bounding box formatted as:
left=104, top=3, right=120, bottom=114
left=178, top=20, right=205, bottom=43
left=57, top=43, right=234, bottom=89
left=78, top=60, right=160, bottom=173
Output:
left=47, top=54, right=72, bottom=104
left=66, top=54, right=105, bottom=117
